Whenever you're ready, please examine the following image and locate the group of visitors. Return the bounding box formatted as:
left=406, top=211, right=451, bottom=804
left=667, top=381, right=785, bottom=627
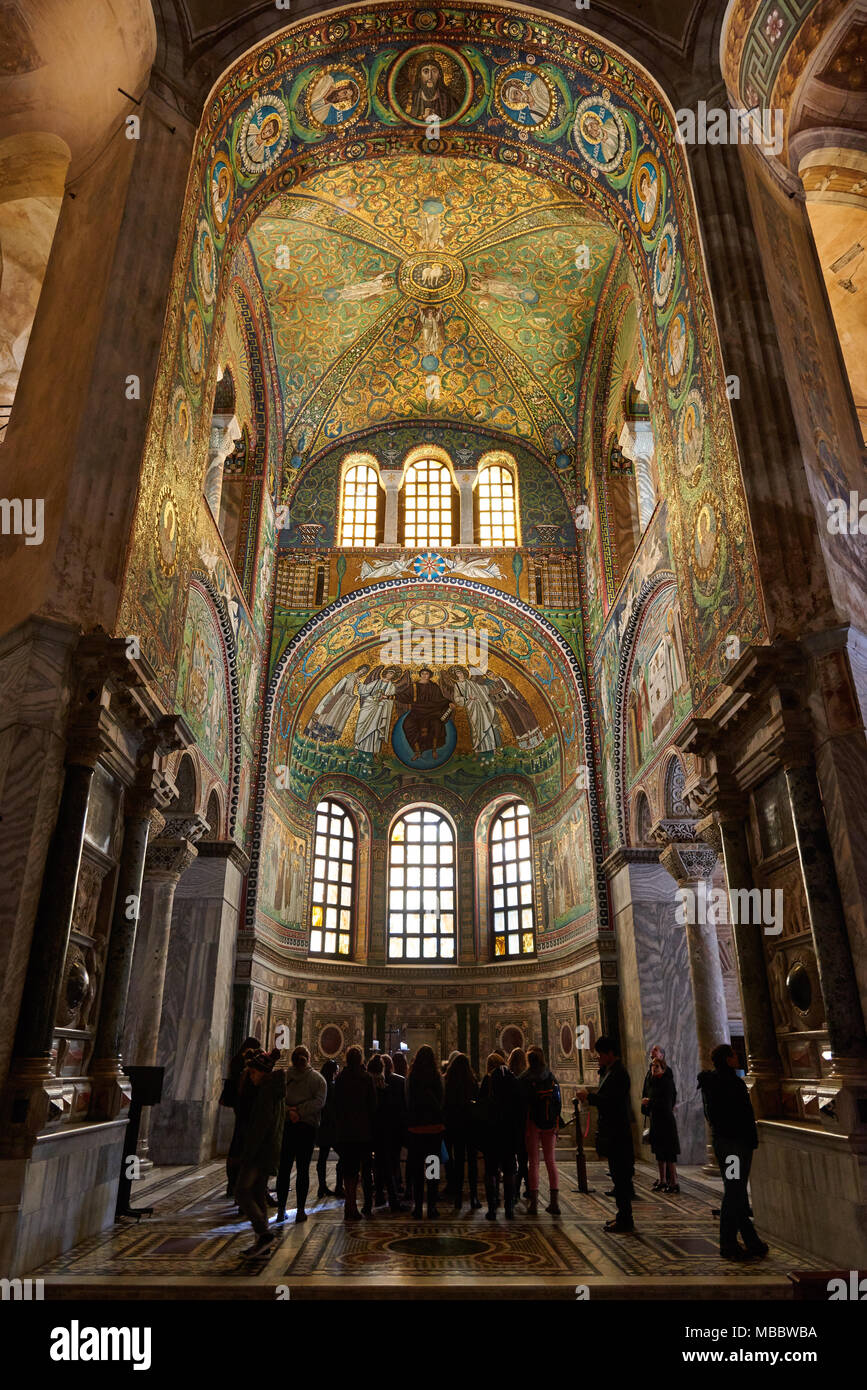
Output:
left=222, top=1032, right=767, bottom=1262
left=222, top=1040, right=564, bottom=1255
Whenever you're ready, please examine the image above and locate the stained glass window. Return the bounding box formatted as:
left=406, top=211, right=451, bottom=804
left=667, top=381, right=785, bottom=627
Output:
left=387, top=808, right=456, bottom=961
left=340, top=463, right=380, bottom=547
left=309, top=798, right=355, bottom=957
left=490, top=800, right=535, bottom=957
left=402, top=458, right=454, bottom=548
left=477, top=463, right=517, bottom=547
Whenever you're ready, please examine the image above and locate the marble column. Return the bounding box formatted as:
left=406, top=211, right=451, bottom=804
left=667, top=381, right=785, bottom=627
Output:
left=697, top=814, right=783, bottom=1117
left=454, top=470, right=476, bottom=546
left=203, top=413, right=242, bottom=518
left=148, top=840, right=249, bottom=1165
left=123, top=835, right=199, bottom=1161
left=784, top=763, right=867, bottom=1064
left=89, top=803, right=166, bottom=1121
left=382, top=472, right=402, bottom=546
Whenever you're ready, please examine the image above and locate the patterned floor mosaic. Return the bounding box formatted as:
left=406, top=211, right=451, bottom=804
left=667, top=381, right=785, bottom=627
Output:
left=37, top=1157, right=825, bottom=1298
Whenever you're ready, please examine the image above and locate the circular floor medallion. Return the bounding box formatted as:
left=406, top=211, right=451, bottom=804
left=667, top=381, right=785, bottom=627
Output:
left=387, top=1235, right=490, bottom=1257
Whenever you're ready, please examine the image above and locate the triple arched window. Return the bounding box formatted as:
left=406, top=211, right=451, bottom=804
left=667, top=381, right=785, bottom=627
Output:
left=338, top=452, right=518, bottom=548
left=305, top=796, right=539, bottom=962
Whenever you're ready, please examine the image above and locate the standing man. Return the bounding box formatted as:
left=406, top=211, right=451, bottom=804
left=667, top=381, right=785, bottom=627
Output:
left=235, top=1048, right=285, bottom=1258
left=698, top=1043, right=769, bottom=1261
left=276, top=1046, right=327, bottom=1224
left=577, top=1035, right=636, bottom=1234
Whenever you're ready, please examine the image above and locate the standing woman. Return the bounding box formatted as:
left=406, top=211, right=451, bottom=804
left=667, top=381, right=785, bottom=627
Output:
left=507, top=1047, right=529, bottom=1201
left=519, top=1046, right=562, bottom=1215
left=477, top=1053, right=522, bottom=1221
left=221, top=1036, right=260, bottom=1199
left=642, top=1054, right=680, bottom=1193
left=334, top=1047, right=377, bottom=1220
left=406, top=1044, right=446, bottom=1219
left=315, top=1058, right=343, bottom=1200
left=444, top=1052, right=481, bottom=1212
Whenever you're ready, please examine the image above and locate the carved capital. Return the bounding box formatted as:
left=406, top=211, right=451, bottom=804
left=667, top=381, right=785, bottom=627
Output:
left=159, top=810, right=210, bottom=844
left=659, top=841, right=719, bottom=887
left=650, top=817, right=698, bottom=845
left=694, top=815, right=723, bottom=858
left=144, top=837, right=198, bottom=880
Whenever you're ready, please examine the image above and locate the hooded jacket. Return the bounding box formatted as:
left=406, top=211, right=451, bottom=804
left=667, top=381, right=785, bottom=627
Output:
left=697, top=1066, right=758, bottom=1148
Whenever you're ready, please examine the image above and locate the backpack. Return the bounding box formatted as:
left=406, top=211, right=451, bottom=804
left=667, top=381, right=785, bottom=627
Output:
left=529, top=1072, right=561, bottom=1130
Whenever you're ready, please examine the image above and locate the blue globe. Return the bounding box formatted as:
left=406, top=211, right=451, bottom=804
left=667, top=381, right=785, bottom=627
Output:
left=392, top=713, right=457, bottom=770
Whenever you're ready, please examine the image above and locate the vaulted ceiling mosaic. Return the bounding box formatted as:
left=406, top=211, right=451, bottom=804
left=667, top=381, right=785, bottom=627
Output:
left=242, top=156, right=620, bottom=452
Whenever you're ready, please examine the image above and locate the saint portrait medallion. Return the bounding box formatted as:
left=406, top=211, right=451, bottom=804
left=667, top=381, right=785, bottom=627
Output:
left=304, top=65, right=367, bottom=131
left=238, top=92, right=290, bottom=176
left=494, top=65, right=556, bottom=131
left=387, top=45, right=473, bottom=129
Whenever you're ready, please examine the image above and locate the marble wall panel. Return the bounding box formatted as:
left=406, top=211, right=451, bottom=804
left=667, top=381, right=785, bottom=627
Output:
left=0, top=1121, right=126, bottom=1274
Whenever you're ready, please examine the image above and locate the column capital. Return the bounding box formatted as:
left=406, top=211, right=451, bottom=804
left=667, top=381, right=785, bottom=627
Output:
left=380, top=470, right=403, bottom=491
left=651, top=817, right=719, bottom=885
left=144, top=837, right=198, bottom=880
left=159, top=810, right=210, bottom=844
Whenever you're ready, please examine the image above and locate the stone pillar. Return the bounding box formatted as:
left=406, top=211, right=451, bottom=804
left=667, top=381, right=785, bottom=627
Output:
left=148, top=840, right=249, bottom=1165
left=603, top=846, right=704, bottom=1162
left=655, top=822, right=729, bottom=1166
left=683, top=139, right=836, bottom=635
left=88, top=801, right=167, bottom=1122
left=123, top=829, right=201, bottom=1160
left=203, top=413, right=242, bottom=518
left=697, top=814, right=783, bottom=1117
left=0, top=758, right=95, bottom=1149
left=454, top=470, right=476, bottom=546
left=783, top=762, right=867, bottom=1065
left=382, top=472, right=402, bottom=546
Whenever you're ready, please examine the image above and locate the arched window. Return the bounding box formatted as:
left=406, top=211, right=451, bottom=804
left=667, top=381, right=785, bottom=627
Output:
left=340, top=461, right=381, bottom=547
left=402, top=458, right=455, bottom=548
left=310, top=798, right=355, bottom=957
left=664, top=756, right=687, bottom=818
left=490, top=800, right=535, bottom=957
left=634, top=791, right=653, bottom=847
left=387, top=808, right=456, bottom=961
left=477, top=462, right=517, bottom=547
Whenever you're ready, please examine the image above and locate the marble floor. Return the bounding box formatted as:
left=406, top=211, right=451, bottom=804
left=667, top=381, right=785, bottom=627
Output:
left=36, top=1154, right=823, bottom=1299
